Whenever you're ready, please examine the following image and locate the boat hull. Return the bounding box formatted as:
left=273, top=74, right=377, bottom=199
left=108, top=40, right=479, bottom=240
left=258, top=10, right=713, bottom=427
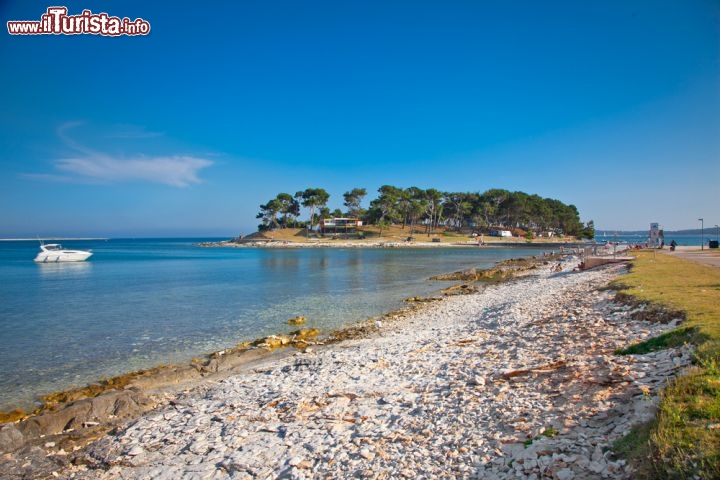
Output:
left=34, top=251, right=93, bottom=263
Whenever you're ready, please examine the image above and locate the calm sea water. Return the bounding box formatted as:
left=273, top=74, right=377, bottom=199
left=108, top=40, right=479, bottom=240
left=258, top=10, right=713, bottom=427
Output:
left=0, top=238, right=544, bottom=411
left=595, top=234, right=714, bottom=247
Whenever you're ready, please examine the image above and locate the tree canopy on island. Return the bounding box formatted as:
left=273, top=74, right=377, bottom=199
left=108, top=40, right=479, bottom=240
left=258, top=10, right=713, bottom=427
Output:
left=257, top=186, right=595, bottom=239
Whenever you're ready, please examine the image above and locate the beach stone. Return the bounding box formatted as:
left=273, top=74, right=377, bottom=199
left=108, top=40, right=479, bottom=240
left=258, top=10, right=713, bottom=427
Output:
left=359, top=447, right=374, bottom=460
left=288, top=456, right=304, bottom=466
left=126, top=445, right=144, bottom=456
left=5, top=390, right=151, bottom=454
left=0, top=425, right=25, bottom=453
left=588, top=460, right=606, bottom=473
left=556, top=467, right=575, bottom=480
left=0, top=445, right=68, bottom=479
left=287, top=315, right=307, bottom=326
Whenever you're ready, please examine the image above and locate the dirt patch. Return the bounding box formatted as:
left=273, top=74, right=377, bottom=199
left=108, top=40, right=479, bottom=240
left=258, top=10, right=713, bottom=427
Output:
left=614, top=292, right=687, bottom=324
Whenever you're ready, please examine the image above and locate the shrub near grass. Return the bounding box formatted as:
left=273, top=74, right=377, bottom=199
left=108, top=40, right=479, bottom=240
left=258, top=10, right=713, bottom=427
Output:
left=612, top=251, right=720, bottom=479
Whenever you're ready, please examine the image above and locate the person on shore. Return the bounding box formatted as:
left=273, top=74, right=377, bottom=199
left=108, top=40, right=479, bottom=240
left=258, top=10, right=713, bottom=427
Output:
left=670, top=239, right=677, bottom=251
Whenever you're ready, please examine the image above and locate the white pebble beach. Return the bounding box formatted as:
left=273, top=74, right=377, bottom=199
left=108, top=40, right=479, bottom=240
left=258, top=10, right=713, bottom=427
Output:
left=60, top=257, right=689, bottom=479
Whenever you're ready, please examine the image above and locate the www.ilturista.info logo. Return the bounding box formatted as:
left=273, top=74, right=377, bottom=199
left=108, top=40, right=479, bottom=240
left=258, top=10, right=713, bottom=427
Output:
left=7, top=7, right=150, bottom=36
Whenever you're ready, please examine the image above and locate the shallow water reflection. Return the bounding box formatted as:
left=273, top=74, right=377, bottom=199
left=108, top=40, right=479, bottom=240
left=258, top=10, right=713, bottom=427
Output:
left=36, top=262, right=92, bottom=278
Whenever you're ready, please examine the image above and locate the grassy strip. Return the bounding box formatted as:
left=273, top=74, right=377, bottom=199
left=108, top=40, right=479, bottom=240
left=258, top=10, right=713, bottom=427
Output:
left=612, top=251, right=720, bottom=478
left=615, top=327, right=704, bottom=356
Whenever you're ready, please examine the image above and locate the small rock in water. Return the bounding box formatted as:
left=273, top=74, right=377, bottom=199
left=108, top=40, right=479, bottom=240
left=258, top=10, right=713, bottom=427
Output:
left=288, top=315, right=306, bottom=326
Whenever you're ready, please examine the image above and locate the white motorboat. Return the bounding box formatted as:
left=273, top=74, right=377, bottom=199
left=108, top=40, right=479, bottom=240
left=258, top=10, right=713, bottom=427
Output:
left=34, top=243, right=93, bottom=262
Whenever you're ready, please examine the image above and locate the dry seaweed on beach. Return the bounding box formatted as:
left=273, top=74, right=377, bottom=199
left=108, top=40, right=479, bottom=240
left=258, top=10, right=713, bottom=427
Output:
left=404, top=295, right=443, bottom=303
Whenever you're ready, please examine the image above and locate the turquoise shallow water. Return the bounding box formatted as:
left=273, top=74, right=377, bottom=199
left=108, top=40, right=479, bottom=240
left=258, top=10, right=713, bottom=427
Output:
left=0, top=238, right=544, bottom=411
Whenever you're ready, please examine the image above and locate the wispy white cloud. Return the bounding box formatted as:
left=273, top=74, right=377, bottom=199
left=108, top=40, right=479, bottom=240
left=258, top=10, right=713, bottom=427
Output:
left=35, top=122, right=213, bottom=187
left=55, top=155, right=212, bottom=187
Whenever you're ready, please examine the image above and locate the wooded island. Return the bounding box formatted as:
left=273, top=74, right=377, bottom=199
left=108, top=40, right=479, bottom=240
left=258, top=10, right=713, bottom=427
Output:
left=256, top=186, right=595, bottom=239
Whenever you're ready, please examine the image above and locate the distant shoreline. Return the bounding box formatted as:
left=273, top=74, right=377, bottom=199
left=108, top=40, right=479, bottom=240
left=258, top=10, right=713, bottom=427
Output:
left=196, top=238, right=591, bottom=250
left=0, top=238, right=109, bottom=242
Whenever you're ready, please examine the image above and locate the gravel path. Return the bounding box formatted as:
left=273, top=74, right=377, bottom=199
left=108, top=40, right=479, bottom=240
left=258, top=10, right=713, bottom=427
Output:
left=59, top=259, right=690, bottom=479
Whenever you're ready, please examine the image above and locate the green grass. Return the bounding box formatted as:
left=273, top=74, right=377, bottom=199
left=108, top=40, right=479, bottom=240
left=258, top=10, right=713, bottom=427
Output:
left=615, top=327, right=702, bottom=355
left=613, top=422, right=655, bottom=478
left=523, top=426, right=560, bottom=447
left=611, top=251, right=720, bottom=479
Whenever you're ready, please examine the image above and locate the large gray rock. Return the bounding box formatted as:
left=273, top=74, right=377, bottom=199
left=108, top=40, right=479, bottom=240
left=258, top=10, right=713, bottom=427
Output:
left=0, top=389, right=150, bottom=454
left=0, top=424, right=24, bottom=452
left=0, top=445, right=69, bottom=479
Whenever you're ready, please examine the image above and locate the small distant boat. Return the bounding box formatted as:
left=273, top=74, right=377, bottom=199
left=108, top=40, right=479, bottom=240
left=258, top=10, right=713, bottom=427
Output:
left=34, top=242, right=93, bottom=263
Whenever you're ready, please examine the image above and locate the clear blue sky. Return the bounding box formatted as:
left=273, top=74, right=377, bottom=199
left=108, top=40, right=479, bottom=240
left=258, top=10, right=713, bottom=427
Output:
left=1, top=1, right=718, bottom=237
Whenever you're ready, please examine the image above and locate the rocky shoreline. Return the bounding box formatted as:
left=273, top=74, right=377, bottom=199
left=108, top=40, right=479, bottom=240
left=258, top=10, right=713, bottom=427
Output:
left=196, top=239, right=587, bottom=250
left=1, top=256, right=691, bottom=479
